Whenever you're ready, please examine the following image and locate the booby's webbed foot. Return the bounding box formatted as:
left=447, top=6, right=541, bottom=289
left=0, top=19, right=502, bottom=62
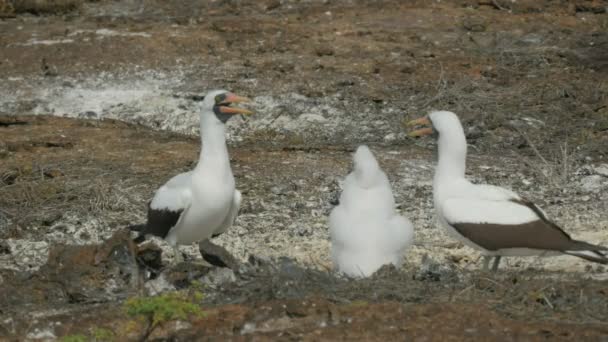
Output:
left=491, top=256, right=501, bottom=272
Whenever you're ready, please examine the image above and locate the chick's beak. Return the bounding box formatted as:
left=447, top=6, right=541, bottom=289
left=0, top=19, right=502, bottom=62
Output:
left=404, top=116, right=433, bottom=137
left=219, top=93, right=254, bottom=115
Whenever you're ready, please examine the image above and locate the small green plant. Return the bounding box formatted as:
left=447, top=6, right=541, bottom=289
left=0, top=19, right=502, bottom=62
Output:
left=91, top=327, right=114, bottom=341
left=349, top=300, right=369, bottom=307
left=60, top=327, right=114, bottom=342
left=124, top=291, right=205, bottom=341
left=60, top=334, right=87, bottom=342
left=189, top=280, right=206, bottom=301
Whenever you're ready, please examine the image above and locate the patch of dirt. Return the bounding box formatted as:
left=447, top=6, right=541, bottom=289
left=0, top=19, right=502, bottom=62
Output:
left=0, top=116, right=193, bottom=240
left=4, top=256, right=608, bottom=340
left=1, top=0, right=608, bottom=340
left=1, top=0, right=607, bottom=153
left=12, top=0, right=83, bottom=15
left=26, top=299, right=608, bottom=340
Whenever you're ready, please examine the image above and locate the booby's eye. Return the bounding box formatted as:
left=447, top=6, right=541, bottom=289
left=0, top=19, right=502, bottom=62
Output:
left=432, top=127, right=439, bottom=139
left=214, top=94, right=227, bottom=104
left=427, top=119, right=438, bottom=136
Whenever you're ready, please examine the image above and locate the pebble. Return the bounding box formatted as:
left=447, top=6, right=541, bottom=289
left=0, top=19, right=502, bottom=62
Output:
left=383, top=133, right=397, bottom=142
left=299, top=113, right=327, bottom=123
left=580, top=175, right=604, bottom=193
left=462, top=17, right=486, bottom=32
left=594, top=164, right=608, bottom=177
left=202, top=268, right=236, bottom=288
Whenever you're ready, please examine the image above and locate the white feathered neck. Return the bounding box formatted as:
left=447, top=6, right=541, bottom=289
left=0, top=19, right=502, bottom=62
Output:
left=195, top=93, right=230, bottom=172
left=430, top=111, right=467, bottom=183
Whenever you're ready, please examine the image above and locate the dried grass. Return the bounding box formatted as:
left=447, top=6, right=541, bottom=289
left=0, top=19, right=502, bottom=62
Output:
left=0, top=162, right=151, bottom=236
left=515, top=130, right=574, bottom=188
left=0, top=0, right=15, bottom=17
left=206, top=261, right=608, bottom=324
left=11, top=0, right=82, bottom=14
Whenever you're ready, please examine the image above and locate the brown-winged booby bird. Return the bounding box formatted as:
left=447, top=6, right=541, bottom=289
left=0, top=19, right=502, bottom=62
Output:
left=130, top=90, right=252, bottom=263
left=330, top=145, right=414, bottom=277
left=406, top=110, right=607, bottom=271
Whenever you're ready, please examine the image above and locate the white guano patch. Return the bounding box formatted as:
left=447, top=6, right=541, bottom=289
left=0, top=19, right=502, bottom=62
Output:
left=0, top=240, right=49, bottom=272
left=19, top=38, right=75, bottom=46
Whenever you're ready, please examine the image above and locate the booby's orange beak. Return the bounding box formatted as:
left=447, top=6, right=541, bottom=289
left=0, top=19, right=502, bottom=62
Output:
left=404, top=116, right=433, bottom=137
left=219, top=93, right=254, bottom=115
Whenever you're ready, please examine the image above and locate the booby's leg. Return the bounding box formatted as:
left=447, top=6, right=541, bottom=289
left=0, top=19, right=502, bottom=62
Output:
left=491, top=256, right=501, bottom=272
left=482, top=256, right=491, bottom=271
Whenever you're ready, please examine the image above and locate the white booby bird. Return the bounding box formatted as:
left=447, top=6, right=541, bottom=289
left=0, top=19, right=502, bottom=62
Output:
left=329, top=145, right=414, bottom=277
left=130, top=90, right=252, bottom=262
left=406, top=110, right=608, bottom=271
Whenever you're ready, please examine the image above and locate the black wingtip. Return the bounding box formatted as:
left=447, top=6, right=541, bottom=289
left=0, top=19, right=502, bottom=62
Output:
left=566, top=250, right=608, bottom=265
left=571, top=239, right=608, bottom=252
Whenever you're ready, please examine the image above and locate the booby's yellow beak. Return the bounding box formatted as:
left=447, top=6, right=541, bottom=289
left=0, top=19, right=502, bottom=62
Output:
left=404, top=116, right=433, bottom=137
left=219, top=93, right=254, bottom=115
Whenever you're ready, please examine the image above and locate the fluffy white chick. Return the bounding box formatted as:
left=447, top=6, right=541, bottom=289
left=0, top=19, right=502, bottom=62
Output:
left=329, top=145, right=414, bottom=277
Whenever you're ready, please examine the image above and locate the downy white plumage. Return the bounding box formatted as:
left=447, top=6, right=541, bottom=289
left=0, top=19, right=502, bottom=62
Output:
left=330, top=145, right=414, bottom=277
left=130, top=90, right=252, bottom=262
left=406, top=110, right=608, bottom=271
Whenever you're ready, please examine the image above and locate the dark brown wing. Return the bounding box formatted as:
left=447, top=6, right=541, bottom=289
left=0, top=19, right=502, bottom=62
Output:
left=453, top=220, right=571, bottom=251
left=451, top=198, right=607, bottom=252
left=510, top=198, right=607, bottom=251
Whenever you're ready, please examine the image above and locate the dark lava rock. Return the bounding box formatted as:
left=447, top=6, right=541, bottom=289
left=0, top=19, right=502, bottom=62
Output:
left=315, top=45, right=335, bottom=57
left=413, top=255, right=458, bottom=282
left=277, top=256, right=307, bottom=281
left=462, top=16, right=487, bottom=32
left=296, top=226, right=313, bottom=237
left=135, top=244, right=163, bottom=279
left=574, top=2, right=607, bottom=14
left=199, top=239, right=239, bottom=270
left=78, top=111, right=98, bottom=119
left=200, top=267, right=236, bottom=289
left=574, top=32, right=608, bottom=72
left=0, top=230, right=139, bottom=310
left=371, top=263, right=400, bottom=278
left=465, top=125, right=484, bottom=140
left=265, top=0, right=281, bottom=11
left=247, top=254, right=273, bottom=269
left=0, top=142, right=8, bottom=159
left=0, top=241, right=10, bottom=255
left=164, top=262, right=213, bottom=289
left=40, top=211, right=63, bottom=226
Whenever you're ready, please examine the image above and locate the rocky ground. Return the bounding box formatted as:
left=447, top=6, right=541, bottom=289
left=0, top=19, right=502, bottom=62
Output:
left=1, top=0, right=608, bottom=340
